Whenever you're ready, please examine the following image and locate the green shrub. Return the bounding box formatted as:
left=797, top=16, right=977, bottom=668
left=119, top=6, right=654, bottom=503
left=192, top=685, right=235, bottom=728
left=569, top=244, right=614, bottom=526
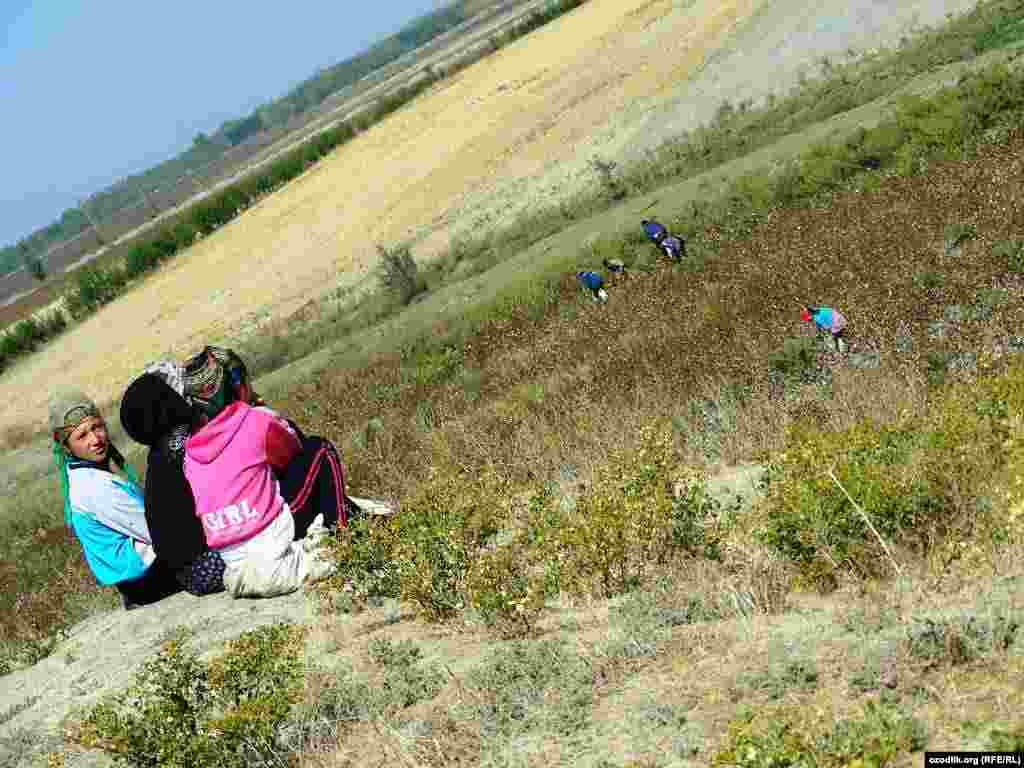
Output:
left=713, top=699, right=926, bottom=767
left=404, top=345, right=463, bottom=388
left=366, top=637, right=446, bottom=709
left=668, top=476, right=726, bottom=560
left=975, top=6, right=1024, bottom=52
left=390, top=480, right=501, bottom=620
left=465, top=638, right=593, bottom=738
left=761, top=421, right=930, bottom=583
left=124, top=243, right=162, bottom=277
left=913, top=269, right=944, bottom=290
left=73, top=624, right=306, bottom=768
left=762, top=373, right=1012, bottom=586
left=317, top=475, right=503, bottom=621
left=465, top=543, right=547, bottom=638
left=944, top=221, right=979, bottom=250
left=769, top=337, right=820, bottom=384
left=993, top=238, right=1024, bottom=272
left=737, top=656, right=819, bottom=701
left=39, top=309, right=66, bottom=336
left=8, top=317, right=44, bottom=353
left=987, top=724, right=1024, bottom=751
left=378, top=243, right=427, bottom=305
left=544, top=427, right=686, bottom=599
left=314, top=515, right=402, bottom=612
left=67, top=266, right=121, bottom=317
left=904, top=613, right=1019, bottom=669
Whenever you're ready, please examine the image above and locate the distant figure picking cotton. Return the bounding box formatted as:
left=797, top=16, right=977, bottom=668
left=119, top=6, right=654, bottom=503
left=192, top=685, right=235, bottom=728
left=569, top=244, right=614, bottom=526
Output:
left=641, top=219, right=668, bottom=246
left=641, top=219, right=686, bottom=261
left=660, top=233, right=686, bottom=262
left=802, top=304, right=848, bottom=353
left=576, top=270, right=608, bottom=303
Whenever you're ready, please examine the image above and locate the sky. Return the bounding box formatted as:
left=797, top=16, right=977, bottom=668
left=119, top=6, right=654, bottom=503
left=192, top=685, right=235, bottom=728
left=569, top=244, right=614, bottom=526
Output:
left=0, top=1, right=447, bottom=247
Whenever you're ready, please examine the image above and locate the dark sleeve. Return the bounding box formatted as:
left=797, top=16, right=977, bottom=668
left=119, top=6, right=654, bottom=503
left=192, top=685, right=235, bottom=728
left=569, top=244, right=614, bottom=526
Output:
left=144, top=452, right=208, bottom=573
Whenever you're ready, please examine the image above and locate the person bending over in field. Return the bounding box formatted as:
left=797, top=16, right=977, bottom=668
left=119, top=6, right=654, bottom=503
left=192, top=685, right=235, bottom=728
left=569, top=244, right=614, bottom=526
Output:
left=49, top=390, right=181, bottom=610
left=801, top=304, right=849, bottom=353
left=576, top=270, right=609, bottom=303
left=640, top=219, right=686, bottom=261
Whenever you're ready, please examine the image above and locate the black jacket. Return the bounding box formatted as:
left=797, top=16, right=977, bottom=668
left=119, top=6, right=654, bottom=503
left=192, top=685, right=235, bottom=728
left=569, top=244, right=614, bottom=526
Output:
left=120, top=374, right=209, bottom=574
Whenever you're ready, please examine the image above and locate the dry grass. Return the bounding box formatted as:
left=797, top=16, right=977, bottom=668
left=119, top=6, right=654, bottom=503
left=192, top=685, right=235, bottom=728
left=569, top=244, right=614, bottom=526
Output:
left=0, top=0, right=770, bottom=439
left=8, top=13, right=1024, bottom=765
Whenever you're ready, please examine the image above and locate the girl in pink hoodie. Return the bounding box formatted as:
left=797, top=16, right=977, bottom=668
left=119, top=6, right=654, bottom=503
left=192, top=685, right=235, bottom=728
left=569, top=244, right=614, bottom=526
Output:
left=183, top=397, right=334, bottom=596
left=184, top=400, right=299, bottom=554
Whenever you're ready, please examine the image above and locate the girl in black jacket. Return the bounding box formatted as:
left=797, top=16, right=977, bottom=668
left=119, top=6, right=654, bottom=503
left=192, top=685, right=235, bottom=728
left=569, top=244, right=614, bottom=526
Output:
left=119, top=364, right=226, bottom=596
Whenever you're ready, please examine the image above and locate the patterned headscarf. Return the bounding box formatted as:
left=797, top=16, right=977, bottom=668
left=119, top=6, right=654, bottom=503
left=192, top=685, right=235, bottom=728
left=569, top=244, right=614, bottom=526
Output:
left=183, top=346, right=249, bottom=420
left=142, top=359, right=187, bottom=399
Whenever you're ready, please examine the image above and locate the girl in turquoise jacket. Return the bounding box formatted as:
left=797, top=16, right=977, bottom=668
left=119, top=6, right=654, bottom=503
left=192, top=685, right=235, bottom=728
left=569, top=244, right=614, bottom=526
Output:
left=49, top=390, right=180, bottom=609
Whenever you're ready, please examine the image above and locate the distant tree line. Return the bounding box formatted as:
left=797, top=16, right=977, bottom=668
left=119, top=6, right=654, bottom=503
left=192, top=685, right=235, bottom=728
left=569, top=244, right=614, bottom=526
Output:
left=0, top=0, right=592, bottom=375
left=0, top=2, right=472, bottom=277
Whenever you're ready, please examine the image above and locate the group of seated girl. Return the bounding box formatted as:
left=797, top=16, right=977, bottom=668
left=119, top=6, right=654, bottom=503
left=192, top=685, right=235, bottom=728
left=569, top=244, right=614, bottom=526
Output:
left=50, top=346, right=373, bottom=609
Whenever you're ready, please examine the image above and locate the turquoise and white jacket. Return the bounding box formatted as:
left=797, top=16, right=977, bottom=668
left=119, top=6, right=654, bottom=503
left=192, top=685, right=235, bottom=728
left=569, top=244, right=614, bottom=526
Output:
left=66, top=458, right=156, bottom=586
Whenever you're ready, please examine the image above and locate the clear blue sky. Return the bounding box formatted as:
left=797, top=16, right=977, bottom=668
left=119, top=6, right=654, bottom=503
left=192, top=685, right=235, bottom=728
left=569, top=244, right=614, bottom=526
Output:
left=0, top=1, right=447, bottom=247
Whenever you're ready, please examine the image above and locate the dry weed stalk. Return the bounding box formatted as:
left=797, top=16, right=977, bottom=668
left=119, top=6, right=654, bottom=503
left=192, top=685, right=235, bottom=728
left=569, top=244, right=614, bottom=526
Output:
left=827, top=467, right=903, bottom=577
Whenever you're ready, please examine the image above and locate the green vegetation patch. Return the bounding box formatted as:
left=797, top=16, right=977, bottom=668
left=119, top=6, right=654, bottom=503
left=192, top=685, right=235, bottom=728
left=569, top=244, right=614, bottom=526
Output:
left=713, top=699, right=927, bottom=767
left=759, top=363, right=1024, bottom=588
left=72, top=624, right=307, bottom=768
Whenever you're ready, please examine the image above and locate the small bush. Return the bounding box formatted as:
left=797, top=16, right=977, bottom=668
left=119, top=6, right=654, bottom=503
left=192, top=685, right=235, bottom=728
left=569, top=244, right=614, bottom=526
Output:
left=378, top=243, right=427, bottom=305
left=944, top=221, right=978, bottom=252
left=366, top=637, right=446, bottom=710
left=904, top=613, right=1019, bottom=670
left=993, top=238, right=1024, bottom=273
left=914, top=269, right=945, bottom=290
left=314, top=516, right=401, bottom=613
left=987, top=724, right=1024, bottom=751
left=390, top=482, right=501, bottom=620
left=465, top=544, right=547, bottom=638
left=737, top=655, right=819, bottom=701
left=713, top=699, right=926, bottom=767
left=8, top=317, right=44, bottom=353
left=769, top=337, right=820, bottom=384
left=761, top=373, right=1012, bottom=587
left=926, top=350, right=955, bottom=386
left=317, top=475, right=503, bottom=620
left=465, top=638, right=593, bottom=738
left=72, top=624, right=307, bottom=768
left=972, top=286, right=1010, bottom=320
left=543, top=427, right=690, bottom=599
left=67, top=266, right=122, bottom=318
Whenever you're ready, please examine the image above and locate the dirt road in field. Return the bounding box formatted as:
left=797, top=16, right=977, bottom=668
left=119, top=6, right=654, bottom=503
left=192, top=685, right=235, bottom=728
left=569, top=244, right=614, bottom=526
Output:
left=0, top=0, right=980, bottom=438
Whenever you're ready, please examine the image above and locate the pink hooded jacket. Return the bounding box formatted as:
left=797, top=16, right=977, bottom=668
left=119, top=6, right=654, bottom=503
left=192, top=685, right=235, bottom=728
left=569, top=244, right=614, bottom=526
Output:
left=184, top=401, right=301, bottom=550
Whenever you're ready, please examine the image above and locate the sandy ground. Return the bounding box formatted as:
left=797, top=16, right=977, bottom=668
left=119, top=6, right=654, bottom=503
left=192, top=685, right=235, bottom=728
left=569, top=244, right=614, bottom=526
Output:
left=0, top=0, right=981, bottom=437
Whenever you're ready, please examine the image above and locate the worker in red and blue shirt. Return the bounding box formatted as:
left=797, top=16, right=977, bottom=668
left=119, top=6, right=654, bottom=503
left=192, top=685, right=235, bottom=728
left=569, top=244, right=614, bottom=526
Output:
left=802, top=305, right=848, bottom=353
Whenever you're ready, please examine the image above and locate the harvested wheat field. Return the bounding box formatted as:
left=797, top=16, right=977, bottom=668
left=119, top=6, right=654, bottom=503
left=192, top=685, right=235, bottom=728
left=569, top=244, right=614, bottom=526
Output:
left=0, top=0, right=979, bottom=436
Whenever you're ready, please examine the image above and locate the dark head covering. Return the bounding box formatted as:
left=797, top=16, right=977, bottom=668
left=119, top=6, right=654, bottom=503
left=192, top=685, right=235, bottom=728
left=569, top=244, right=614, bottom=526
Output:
left=121, top=373, right=195, bottom=449
left=120, top=373, right=207, bottom=571
left=183, top=346, right=254, bottom=421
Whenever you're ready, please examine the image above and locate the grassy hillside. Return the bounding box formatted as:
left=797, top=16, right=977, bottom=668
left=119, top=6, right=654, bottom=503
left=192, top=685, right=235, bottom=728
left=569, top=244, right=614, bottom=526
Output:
left=4, top=2, right=1024, bottom=765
